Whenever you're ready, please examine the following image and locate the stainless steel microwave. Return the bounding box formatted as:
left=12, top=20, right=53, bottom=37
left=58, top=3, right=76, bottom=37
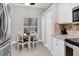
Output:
left=73, top=6, right=79, bottom=22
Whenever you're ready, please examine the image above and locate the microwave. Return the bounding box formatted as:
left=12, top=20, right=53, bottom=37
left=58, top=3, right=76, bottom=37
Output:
left=73, top=6, right=79, bottom=22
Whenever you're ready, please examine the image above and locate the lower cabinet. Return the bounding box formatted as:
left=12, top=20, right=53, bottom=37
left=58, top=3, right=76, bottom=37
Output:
left=51, top=37, right=65, bottom=56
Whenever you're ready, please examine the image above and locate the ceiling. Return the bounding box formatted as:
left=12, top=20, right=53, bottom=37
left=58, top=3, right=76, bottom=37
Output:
left=11, top=3, right=52, bottom=9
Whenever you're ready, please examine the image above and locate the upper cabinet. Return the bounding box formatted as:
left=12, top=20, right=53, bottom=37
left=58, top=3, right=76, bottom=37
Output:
left=58, top=3, right=79, bottom=24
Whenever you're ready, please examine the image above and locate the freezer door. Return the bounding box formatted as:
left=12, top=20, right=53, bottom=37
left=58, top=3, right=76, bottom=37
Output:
left=0, top=39, right=11, bottom=56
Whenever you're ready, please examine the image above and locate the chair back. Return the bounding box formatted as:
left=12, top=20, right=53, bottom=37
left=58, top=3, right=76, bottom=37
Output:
left=17, top=33, right=23, bottom=42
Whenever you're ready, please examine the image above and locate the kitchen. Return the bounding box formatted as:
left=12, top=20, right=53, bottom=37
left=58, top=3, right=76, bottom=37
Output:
left=7, top=3, right=79, bottom=56
left=1, top=3, right=79, bottom=56
left=41, top=3, right=79, bottom=56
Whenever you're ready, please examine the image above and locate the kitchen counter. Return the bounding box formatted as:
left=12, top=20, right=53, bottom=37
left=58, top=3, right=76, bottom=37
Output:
left=51, top=34, right=79, bottom=41
left=51, top=34, right=67, bottom=41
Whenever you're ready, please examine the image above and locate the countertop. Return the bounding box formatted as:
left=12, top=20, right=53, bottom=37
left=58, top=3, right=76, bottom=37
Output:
left=51, top=34, right=79, bottom=41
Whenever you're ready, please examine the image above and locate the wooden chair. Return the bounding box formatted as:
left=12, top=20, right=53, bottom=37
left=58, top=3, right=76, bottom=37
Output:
left=17, top=33, right=29, bottom=51
left=31, top=33, right=42, bottom=49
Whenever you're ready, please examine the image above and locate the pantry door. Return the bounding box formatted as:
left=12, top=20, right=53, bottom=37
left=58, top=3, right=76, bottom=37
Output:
left=45, top=10, right=52, bottom=51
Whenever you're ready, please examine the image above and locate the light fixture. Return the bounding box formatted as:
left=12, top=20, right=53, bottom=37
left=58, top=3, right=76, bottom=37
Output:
left=25, top=3, right=35, bottom=6
left=30, top=3, right=35, bottom=5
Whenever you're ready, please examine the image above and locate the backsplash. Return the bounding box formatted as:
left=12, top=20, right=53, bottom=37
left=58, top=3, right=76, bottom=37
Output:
left=59, top=24, right=79, bottom=31
left=54, top=22, right=79, bottom=35
left=59, top=24, right=79, bottom=36
left=54, top=21, right=61, bottom=35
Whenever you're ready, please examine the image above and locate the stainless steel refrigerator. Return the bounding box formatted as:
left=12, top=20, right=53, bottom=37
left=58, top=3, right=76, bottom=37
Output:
left=0, top=3, right=11, bottom=56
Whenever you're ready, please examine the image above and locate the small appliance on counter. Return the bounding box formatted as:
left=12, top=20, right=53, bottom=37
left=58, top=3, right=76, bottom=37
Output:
left=60, top=26, right=67, bottom=35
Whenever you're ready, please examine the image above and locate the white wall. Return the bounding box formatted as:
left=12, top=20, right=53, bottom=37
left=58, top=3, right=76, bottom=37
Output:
left=10, top=4, right=45, bottom=43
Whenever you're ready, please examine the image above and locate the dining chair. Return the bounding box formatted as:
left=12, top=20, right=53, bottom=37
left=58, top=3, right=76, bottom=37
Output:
left=17, top=33, right=29, bottom=51
left=31, top=33, right=42, bottom=49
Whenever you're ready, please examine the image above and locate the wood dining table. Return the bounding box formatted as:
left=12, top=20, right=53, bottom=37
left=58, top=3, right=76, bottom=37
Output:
left=18, top=32, right=36, bottom=51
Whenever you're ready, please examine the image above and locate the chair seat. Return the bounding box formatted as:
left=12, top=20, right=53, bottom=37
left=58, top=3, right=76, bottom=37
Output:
left=17, top=40, right=28, bottom=43
left=31, top=39, right=41, bottom=43
left=23, top=39, right=29, bottom=42
left=33, top=39, right=38, bottom=42
left=18, top=41, right=23, bottom=43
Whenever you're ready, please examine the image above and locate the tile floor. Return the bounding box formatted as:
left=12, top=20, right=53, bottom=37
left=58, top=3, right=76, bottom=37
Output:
left=11, top=42, right=52, bottom=56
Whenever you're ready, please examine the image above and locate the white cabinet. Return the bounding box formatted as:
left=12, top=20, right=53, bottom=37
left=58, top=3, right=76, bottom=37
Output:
left=41, top=10, right=53, bottom=51
left=58, top=3, right=72, bottom=23
left=41, top=4, right=58, bottom=52
left=58, top=3, right=79, bottom=23
left=41, top=15, right=46, bottom=45
left=41, top=14, right=52, bottom=50
left=45, top=10, right=52, bottom=51
left=55, top=38, right=65, bottom=56
left=51, top=36, right=65, bottom=56
left=51, top=37, right=57, bottom=55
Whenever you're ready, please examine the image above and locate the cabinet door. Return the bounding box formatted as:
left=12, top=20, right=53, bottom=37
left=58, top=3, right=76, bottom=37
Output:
left=58, top=3, right=79, bottom=23
left=41, top=16, right=46, bottom=45
left=45, top=11, right=52, bottom=51
left=58, top=3, right=72, bottom=23
left=55, top=38, right=65, bottom=56
left=51, top=37, right=57, bottom=56
left=51, top=37, right=65, bottom=56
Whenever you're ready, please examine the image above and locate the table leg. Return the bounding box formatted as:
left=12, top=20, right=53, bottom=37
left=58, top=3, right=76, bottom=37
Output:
left=28, top=37, right=31, bottom=51
left=22, top=44, right=24, bottom=52
left=33, top=43, right=35, bottom=50
left=17, top=43, right=19, bottom=51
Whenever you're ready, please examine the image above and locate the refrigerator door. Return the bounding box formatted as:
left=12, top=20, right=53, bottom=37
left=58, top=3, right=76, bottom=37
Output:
left=0, top=4, right=9, bottom=44
left=5, top=4, right=11, bottom=41
left=0, top=5, right=5, bottom=44
left=0, top=39, right=11, bottom=56
left=0, top=4, right=11, bottom=56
